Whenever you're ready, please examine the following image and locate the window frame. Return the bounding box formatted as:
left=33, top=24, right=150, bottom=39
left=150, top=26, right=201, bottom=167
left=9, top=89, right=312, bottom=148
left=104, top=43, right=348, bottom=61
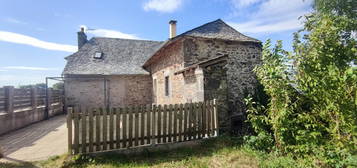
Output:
left=164, top=75, right=170, bottom=97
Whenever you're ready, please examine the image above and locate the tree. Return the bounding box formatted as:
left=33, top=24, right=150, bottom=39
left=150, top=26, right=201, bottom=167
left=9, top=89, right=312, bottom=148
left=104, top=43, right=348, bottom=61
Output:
left=52, top=82, right=64, bottom=90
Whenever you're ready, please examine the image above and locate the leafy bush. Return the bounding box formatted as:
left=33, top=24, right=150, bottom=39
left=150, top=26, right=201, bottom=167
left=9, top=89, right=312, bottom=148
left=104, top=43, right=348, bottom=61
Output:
left=244, top=132, right=274, bottom=152
left=244, top=0, right=357, bottom=167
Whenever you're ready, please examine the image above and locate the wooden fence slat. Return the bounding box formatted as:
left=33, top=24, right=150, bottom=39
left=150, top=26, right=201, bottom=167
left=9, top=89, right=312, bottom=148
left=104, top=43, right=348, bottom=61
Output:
left=194, top=102, right=199, bottom=139
left=146, top=104, right=151, bottom=144
left=116, top=108, right=121, bottom=149
left=188, top=103, right=193, bottom=141
left=173, top=104, right=178, bottom=142
left=202, top=101, right=207, bottom=137
left=128, top=106, right=133, bottom=147
left=88, top=108, right=94, bottom=153
left=178, top=104, right=183, bottom=142
left=95, top=109, right=101, bottom=151
left=109, top=108, right=114, bottom=149
left=135, top=106, right=139, bottom=146
left=157, top=105, right=162, bottom=144
left=210, top=100, right=215, bottom=137
left=151, top=105, right=156, bottom=144
left=123, top=107, right=128, bottom=148
left=102, top=108, right=108, bottom=150
left=213, top=99, right=219, bottom=136
left=73, top=107, right=79, bottom=154
left=168, top=104, right=173, bottom=142
left=162, top=105, right=167, bottom=143
left=199, top=102, right=203, bottom=139
left=206, top=101, right=212, bottom=137
left=81, top=107, right=87, bottom=153
left=67, top=108, right=73, bottom=154
left=197, top=103, right=202, bottom=139
left=184, top=103, right=188, bottom=141
left=141, top=105, right=145, bottom=145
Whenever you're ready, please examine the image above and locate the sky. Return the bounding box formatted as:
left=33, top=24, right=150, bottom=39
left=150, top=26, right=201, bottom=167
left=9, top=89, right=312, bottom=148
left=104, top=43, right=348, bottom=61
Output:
left=0, top=0, right=313, bottom=87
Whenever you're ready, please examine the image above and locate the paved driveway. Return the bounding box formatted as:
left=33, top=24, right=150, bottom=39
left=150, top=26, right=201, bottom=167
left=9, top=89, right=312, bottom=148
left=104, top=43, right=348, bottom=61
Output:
left=0, top=115, right=67, bottom=162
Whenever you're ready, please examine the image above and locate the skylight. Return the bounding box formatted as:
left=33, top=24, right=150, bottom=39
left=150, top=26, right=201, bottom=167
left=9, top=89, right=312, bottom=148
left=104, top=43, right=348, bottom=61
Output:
left=94, top=52, right=103, bottom=59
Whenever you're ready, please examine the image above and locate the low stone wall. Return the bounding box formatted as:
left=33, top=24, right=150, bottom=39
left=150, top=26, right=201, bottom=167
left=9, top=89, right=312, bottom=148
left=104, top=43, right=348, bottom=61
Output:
left=0, top=105, right=63, bottom=135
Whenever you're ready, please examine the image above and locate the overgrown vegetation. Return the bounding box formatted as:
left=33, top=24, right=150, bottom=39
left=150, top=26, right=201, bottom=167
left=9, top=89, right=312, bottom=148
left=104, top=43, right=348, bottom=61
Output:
left=244, top=0, right=357, bottom=167
left=1, top=136, right=332, bottom=168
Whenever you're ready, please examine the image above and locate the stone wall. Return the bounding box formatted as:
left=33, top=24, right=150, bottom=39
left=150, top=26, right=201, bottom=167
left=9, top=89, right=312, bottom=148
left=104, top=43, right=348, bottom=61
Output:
left=110, top=75, right=152, bottom=106
left=145, top=36, right=261, bottom=133
left=202, top=62, right=229, bottom=132
left=148, top=40, right=204, bottom=105
left=65, top=75, right=152, bottom=108
left=65, top=78, right=106, bottom=107
left=183, top=37, right=262, bottom=132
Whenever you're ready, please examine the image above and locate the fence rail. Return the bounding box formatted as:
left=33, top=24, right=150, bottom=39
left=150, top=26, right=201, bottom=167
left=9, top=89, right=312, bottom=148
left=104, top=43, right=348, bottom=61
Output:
left=67, top=100, right=218, bottom=154
left=0, top=85, right=65, bottom=135
left=0, top=86, right=63, bottom=113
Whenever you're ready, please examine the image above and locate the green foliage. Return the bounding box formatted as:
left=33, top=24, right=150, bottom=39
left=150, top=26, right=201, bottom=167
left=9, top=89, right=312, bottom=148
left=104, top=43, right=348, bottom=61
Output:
left=244, top=132, right=274, bottom=152
left=245, top=0, right=357, bottom=167
left=51, top=82, right=64, bottom=90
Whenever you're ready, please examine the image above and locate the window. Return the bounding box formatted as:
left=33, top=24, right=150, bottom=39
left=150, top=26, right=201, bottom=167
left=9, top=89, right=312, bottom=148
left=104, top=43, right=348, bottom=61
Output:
left=153, top=79, right=157, bottom=103
left=165, top=76, right=170, bottom=96
left=94, top=52, right=103, bottom=59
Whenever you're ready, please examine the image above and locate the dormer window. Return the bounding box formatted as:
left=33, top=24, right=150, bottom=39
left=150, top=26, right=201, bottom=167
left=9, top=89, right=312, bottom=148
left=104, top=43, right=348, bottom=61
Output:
left=94, top=52, right=103, bottom=59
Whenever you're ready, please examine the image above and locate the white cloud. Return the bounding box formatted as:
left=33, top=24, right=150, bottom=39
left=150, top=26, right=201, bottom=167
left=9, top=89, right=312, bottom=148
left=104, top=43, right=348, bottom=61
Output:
left=0, top=31, right=77, bottom=52
left=229, top=19, right=302, bottom=33
left=229, top=0, right=312, bottom=33
left=89, top=29, right=140, bottom=39
left=143, top=0, right=183, bottom=13
left=80, top=25, right=140, bottom=39
left=4, top=17, right=27, bottom=25
left=231, top=0, right=262, bottom=8
left=2, top=66, right=58, bottom=71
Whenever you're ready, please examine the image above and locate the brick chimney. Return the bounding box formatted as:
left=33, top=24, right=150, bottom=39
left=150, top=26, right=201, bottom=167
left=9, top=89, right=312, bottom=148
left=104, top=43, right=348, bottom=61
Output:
left=169, top=20, right=177, bottom=39
left=77, top=27, right=87, bottom=49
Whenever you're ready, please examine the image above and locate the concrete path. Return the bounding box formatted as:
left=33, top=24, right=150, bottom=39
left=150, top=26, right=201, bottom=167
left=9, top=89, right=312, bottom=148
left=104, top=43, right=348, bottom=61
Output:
left=0, top=115, right=67, bottom=162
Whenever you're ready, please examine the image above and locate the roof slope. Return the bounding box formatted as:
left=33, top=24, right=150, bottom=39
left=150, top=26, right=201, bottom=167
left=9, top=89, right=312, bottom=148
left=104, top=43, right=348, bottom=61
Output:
left=63, top=37, right=164, bottom=75
left=143, top=19, right=260, bottom=68
left=178, top=19, right=260, bottom=42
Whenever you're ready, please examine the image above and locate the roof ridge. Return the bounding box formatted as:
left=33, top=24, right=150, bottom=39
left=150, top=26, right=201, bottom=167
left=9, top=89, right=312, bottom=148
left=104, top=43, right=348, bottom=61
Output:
left=92, top=37, right=163, bottom=43
left=176, top=19, right=260, bottom=42
left=218, top=21, right=261, bottom=42
left=180, top=19, right=223, bottom=36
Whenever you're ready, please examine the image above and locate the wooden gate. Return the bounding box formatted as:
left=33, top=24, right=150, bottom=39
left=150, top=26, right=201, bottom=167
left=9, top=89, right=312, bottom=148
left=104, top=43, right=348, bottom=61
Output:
left=67, top=100, right=218, bottom=154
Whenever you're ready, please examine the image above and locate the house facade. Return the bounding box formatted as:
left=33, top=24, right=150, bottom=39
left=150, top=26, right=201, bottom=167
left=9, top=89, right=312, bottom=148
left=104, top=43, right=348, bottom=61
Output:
left=63, top=19, right=262, bottom=132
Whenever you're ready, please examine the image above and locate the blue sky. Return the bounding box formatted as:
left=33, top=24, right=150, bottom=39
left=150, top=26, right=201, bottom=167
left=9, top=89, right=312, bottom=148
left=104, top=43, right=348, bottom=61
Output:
left=0, top=0, right=312, bottom=87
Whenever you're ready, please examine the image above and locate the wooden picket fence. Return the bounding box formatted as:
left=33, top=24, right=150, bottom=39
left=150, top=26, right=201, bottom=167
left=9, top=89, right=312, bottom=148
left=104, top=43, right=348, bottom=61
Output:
left=67, top=100, right=218, bottom=154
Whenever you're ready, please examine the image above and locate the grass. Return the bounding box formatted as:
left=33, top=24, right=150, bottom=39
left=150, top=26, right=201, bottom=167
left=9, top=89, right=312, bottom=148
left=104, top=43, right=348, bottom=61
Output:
left=0, top=136, right=318, bottom=168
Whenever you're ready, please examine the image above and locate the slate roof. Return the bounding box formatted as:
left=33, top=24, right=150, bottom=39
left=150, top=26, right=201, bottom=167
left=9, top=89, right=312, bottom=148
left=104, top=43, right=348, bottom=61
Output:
left=64, top=19, right=259, bottom=75
left=177, top=19, right=260, bottom=42
left=143, top=19, right=260, bottom=68
left=63, top=37, right=164, bottom=75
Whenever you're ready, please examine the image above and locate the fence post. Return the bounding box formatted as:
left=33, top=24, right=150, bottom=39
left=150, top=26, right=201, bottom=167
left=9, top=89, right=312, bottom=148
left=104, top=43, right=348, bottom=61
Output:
left=31, top=87, right=38, bottom=112
left=4, top=86, right=14, bottom=114
left=46, top=88, right=52, bottom=118
left=67, top=107, right=73, bottom=154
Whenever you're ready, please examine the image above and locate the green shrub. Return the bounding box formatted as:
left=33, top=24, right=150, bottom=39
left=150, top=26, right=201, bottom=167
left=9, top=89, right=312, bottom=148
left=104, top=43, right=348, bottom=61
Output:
left=244, top=0, right=357, bottom=167
left=244, top=133, right=274, bottom=152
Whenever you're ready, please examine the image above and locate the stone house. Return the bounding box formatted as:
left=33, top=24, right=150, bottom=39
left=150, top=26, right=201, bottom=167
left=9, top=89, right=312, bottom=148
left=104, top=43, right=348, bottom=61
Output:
left=63, top=19, right=261, bottom=132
